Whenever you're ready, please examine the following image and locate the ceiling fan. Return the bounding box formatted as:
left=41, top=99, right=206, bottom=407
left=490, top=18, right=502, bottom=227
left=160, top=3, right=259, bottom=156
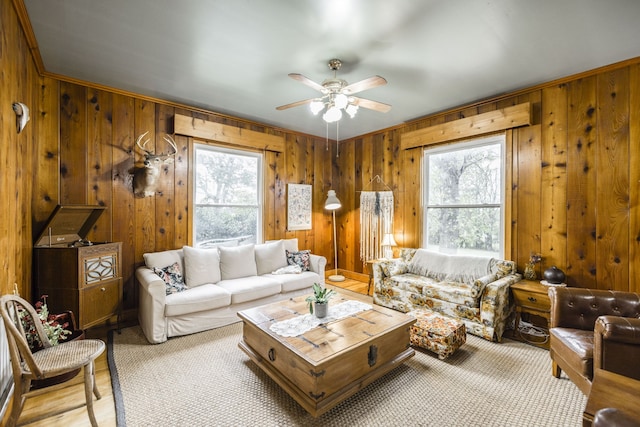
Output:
left=276, top=59, right=391, bottom=123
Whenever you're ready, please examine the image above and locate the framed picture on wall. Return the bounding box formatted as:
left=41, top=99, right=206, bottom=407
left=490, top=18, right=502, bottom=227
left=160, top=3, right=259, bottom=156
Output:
left=287, top=183, right=312, bottom=230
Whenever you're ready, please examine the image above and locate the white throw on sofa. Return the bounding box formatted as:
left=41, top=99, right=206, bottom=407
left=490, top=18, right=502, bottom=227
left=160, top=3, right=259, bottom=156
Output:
left=137, top=239, right=326, bottom=344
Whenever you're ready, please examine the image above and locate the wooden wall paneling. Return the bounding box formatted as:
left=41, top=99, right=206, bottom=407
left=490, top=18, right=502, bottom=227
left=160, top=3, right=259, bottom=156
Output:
left=154, top=104, right=176, bottom=251
left=111, top=93, right=136, bottom=309
left=630, top=64, right=640, bottom=294
left=173, top=133, right=189, bottom=248
left=566, top=76, right=598, bottom=288
left=401, top=147, right=422, bottom=248
left=16, top=31, right=33, bottom=300
left=59, top=82, right=88, bottom=204
left=86, top=88, right=113, bottom=243
left=263, top=150, right=278, bottom=242
left=355, top=136, right=369, bottom=269
left=303, top=136, right=316, bottom=251
left=504, top=129, right=514, bottom=261
left=1, top=0, right=40, bottom=297
left=273, top=150, right=286, bottom=242
left=1, top=0, right=13, bottom=295
left=33, top=77, right=60, bottom=237
left=284, top=133, right=298, bottom=239
left=390, top=130, right=405, bottom=251
left=540, top=84, right=568, bottom=274
left=596, top=68, right=630, bottom=291
left=315, top=139, right=332, bottom=266
left=295, top=135, right=311, bottom=249
left=337, top=139, right=355, bottom=272
left=515, top=124, right=542, bottom=274
left=133, top=99, right=157, bottom=261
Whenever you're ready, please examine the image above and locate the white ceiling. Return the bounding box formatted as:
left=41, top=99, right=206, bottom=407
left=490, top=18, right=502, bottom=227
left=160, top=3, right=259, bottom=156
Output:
left=23, top=0, right=640, bottom=140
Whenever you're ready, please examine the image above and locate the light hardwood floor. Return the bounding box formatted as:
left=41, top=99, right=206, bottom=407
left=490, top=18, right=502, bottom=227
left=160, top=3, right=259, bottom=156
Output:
left=9, top=278, right=368, bottom=426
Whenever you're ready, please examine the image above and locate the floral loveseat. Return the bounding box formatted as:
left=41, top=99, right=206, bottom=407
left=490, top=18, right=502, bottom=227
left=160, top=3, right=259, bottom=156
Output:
left=373, top=248, right=521, bottom=342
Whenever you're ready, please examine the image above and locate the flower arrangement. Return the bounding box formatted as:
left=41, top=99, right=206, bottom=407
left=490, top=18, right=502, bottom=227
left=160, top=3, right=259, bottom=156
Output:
left=18, top=295, right=72, bottom=352
left=524, top=253, right=542, bottom=280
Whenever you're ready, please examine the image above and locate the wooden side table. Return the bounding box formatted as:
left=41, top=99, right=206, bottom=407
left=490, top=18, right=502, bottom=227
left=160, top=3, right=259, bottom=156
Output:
left=583, top=369, right=640, bottom=426
left=510, top=279, right=557, bottom=349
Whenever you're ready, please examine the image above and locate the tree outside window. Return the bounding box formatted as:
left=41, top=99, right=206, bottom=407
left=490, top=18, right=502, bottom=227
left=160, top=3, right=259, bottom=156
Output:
left=194, top=144, right=262, bottom=247
left=423, top=135, right=504, bottom=257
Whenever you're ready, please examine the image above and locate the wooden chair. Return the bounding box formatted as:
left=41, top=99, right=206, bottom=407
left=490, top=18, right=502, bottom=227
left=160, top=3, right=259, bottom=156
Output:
left=0, top=294, right=105, bottom=427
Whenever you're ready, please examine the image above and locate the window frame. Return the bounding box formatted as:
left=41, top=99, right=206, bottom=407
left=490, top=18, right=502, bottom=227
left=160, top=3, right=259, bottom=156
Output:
left=422, top=134, right=506, bottom=258
left=192, top=142, right=264, bottom=246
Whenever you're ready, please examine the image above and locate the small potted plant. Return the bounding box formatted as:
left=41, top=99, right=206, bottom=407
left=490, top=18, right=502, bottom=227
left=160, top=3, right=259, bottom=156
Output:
left=305, top=283, right=336, bottom=318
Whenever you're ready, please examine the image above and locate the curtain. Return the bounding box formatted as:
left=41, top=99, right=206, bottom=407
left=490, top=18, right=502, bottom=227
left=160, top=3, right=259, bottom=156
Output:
left=360, top=191, right=394, bottom=262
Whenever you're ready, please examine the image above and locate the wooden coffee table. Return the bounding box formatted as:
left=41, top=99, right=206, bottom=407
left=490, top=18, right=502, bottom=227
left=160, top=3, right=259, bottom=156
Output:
left=237, top=294, right=415, bottom=417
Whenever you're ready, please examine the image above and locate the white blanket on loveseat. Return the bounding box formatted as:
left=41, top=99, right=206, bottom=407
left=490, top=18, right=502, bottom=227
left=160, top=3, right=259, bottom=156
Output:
left=408, top=249, right=492, bottom=284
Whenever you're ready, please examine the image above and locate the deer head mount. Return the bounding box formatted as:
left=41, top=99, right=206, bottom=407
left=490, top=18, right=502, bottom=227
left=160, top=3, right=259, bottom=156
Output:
left=133, top=131, right=178, bottom=197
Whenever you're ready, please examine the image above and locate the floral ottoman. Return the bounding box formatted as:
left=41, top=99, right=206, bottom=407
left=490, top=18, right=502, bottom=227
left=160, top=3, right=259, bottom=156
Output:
left=407, top=309, right=466, bottom=359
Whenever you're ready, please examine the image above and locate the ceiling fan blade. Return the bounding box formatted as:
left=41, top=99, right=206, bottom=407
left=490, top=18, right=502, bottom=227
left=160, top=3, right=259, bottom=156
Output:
left=342, top=76, right=387, bottom=95
left=352, top=97, right=392, bottom=113
left=276, top=98, right=316, bottom=111
left=288, top=73, right=326, bottom=93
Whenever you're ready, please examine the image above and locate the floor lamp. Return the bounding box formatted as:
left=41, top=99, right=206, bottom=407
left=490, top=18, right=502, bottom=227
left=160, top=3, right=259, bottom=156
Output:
left=324, top=190, right=345, bottom=282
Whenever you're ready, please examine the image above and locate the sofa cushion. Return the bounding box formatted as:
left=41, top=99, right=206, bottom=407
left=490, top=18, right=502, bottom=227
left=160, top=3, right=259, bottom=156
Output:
left=269, top=271, right=320, bottom=293
left=219, top=244, right=257, bottom=280
left=387, top=273, right=480, bottom=307
left=164, top=284, right=231, bottom=317
left=255, top=240, right=288, bottom=275
left=152, top=262, right=187, bottom=295
left=217, top=276, right=281, bottom=304
left=286, top=249, right=311, bottom=271
left=183, top=245, right=221, bottom=286
left=144, top=249, right=183, bottom=271
left=266, top=238, right=299, bottom=253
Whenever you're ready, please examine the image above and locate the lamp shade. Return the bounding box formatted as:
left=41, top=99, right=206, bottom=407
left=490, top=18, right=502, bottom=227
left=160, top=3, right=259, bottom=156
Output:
left=381, top=233, right=397, bottom=247
left=324, top=190, right=341, bottom=210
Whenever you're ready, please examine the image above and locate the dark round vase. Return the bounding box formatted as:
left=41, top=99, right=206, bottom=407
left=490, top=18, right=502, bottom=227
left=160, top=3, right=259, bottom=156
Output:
left=31, top=329, right=85, bottom=389
left=543, top=266, right=566, bottom=284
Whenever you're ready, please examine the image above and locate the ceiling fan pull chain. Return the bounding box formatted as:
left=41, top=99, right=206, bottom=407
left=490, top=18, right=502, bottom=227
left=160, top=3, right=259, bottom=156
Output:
left=336, top=121, right=340, bottom=158
left=326, top=121, right=329, bottom=151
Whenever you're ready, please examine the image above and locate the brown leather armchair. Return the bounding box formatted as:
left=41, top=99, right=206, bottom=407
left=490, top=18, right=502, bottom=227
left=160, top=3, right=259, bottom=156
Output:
left=548, top=287, right=640, bottom=395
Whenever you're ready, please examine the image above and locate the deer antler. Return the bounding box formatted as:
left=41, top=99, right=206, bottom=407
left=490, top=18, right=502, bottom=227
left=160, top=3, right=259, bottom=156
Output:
left=162, top=135, right=178, bottom=157
left=135, top=131, right=152, bottom=154
left=135, top=132, right=178, bottom=157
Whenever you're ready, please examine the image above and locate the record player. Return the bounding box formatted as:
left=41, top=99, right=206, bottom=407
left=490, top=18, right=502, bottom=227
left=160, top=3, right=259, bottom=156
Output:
left=33, top=205, right=122, bottom=329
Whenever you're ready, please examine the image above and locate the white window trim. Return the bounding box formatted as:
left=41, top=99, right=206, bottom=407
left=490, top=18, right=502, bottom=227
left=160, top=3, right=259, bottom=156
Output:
left=422, top=134, right=506, bottom=258
left=193, top=143, right=264, bottom=245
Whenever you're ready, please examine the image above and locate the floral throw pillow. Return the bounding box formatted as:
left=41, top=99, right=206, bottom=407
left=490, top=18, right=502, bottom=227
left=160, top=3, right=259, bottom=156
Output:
left=286, top=250, right=311, bottom=271
left=152, top=262, right=187, bottom=295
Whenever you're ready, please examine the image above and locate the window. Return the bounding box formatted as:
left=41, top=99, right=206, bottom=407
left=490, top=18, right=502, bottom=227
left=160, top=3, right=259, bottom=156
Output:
left=194, top=144, right=263, bottom=247
left=423, top=135, right=505, bottom=257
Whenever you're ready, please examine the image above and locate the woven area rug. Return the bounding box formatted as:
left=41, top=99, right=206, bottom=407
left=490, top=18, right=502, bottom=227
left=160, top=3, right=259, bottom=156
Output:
left=108, top=322, right=586, bottom=427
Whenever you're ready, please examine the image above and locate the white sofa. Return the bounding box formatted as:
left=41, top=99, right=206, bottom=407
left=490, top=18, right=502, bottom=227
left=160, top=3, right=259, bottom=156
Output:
left=137, top=239, right=326, bottom=343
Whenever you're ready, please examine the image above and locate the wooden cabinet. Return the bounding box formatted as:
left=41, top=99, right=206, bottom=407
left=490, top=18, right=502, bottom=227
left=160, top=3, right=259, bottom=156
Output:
left=510, top=280, right=557, bottom=349
left=34, top=242, right=122, bottom=330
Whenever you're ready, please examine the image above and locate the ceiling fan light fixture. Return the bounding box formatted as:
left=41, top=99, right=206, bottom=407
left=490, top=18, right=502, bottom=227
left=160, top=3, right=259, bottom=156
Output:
left=323, top=105, right=342, bottom=123
left=333, top=93, right=348, bottom=109
left=310, top=99, right=325, bottom=115
left=345, top=103, right=359, bottom=118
